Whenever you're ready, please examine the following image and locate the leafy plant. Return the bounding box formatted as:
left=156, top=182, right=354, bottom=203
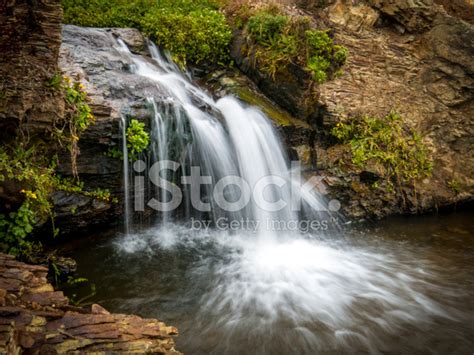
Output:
left=106, top=147, right=123, bottom=159
left=126, top=119, right=150, bottom=161
left=54, top=176, right=116, bottom=203
left=331, top=111, right=433, bottom=188
left=305, top=30, right=347, bottom=83
left=0, top=145, right=56, bottom=256
left=242, top=6, right=348, bottom=84
left=141, top=7, right=231, bottom=68
left=447, top=179, right=460, bottom=195
left=255, top=34, right=298, bottom=78
left=0, top=143, right=116, bottom=257
left=247, top=12, right=288, bottom=44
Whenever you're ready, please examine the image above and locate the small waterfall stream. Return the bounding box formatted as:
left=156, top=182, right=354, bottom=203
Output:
left=116, top=39, right=324, bottom=233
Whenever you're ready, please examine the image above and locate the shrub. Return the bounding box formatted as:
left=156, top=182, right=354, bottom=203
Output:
left=331, top=111, right=433, bottom=187
left=247, top=12, right=288, bottom=44
left=140, top=8, right=231, bottom=67
left=0, top=144, right=57, bottom=256
left=241, top=6, right=348, bottom=84
left=0, top=144, right=115, bottom=257
left=61, top=0, right=232, bottom=67
left=255, top=34, right=298, bottom=78
left=305, top=30, right=347, bottom=83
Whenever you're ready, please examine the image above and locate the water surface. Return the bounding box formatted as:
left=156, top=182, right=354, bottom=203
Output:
left=67, top=211, right=474, bottom=354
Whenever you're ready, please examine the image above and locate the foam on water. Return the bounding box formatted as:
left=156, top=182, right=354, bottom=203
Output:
left=111, top=225, right=467, bottom=354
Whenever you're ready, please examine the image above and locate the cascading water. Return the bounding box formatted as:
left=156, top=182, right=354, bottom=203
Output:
left=73, top=35, right=474, bottom=354
left=116, top=39, right=323, bottom=231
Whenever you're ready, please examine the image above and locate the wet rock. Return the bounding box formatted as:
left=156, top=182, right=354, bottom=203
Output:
left=0, top=253, right=181, bottom=354
left=111, top=28, right=147, bottom=54
left=231, top=37, right=318, bottom=123
left=53, top=25, right=173, bottom=233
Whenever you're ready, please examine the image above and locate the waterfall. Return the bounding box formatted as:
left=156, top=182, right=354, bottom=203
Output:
left=116, top=39, right=327, bottom=233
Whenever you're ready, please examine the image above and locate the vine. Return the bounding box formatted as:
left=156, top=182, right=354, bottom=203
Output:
left=50, top=74, right=95, bottom=178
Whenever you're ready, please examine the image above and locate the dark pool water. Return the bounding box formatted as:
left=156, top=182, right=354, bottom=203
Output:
left=65, top=211, right=474, bottom=354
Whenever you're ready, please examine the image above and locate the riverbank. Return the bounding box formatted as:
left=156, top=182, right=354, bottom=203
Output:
left=0, top=253, right=180, bottom=354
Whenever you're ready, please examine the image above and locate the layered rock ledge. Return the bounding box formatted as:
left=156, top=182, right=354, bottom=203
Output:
left=0, top=254, right=180, bottom=354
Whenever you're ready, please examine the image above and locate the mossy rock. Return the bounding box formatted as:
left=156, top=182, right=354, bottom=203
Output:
left=204, top=70, right=312, bottom=130
left=233, top=86, right=311, bottom=129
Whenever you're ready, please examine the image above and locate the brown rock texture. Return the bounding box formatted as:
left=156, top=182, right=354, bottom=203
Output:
left=315, top=0, right=474, bottom=217
left=0, top=0, right=64, bottom=136
left=0, top=253, right=180, bottom=354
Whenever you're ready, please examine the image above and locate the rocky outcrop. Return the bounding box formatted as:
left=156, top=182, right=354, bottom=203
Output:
left=312, top=0, right=474, bottom=218
left=228, top=0, right=473, bottom=219
left=53, top=26, right=170, bottom=233
left=434, top=0, right=474, bottom=24
left=370, top=0, right=441, bottom=32
left=0, top=0, right=64, bottom=136
left=231, top=34, right=319, bottom=122
left=0, top=253, right=180, bottom=354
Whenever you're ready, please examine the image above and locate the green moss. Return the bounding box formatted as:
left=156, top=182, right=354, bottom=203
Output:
left=331, top=111, right=433, bottom=188
left=61, top=0, right=232, bottom=67
left=234, top=87, right=311, bottom=129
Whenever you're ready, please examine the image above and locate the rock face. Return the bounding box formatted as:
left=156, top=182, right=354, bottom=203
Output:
left=54, top=25, right=171, bottom=233
left=370, top=0, right=441, bottom=32
left=313, top=0, right=474, bottom=217
left=0, top=253, right=180, bottom=354
left=0, top=0, right=64, bottom=136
